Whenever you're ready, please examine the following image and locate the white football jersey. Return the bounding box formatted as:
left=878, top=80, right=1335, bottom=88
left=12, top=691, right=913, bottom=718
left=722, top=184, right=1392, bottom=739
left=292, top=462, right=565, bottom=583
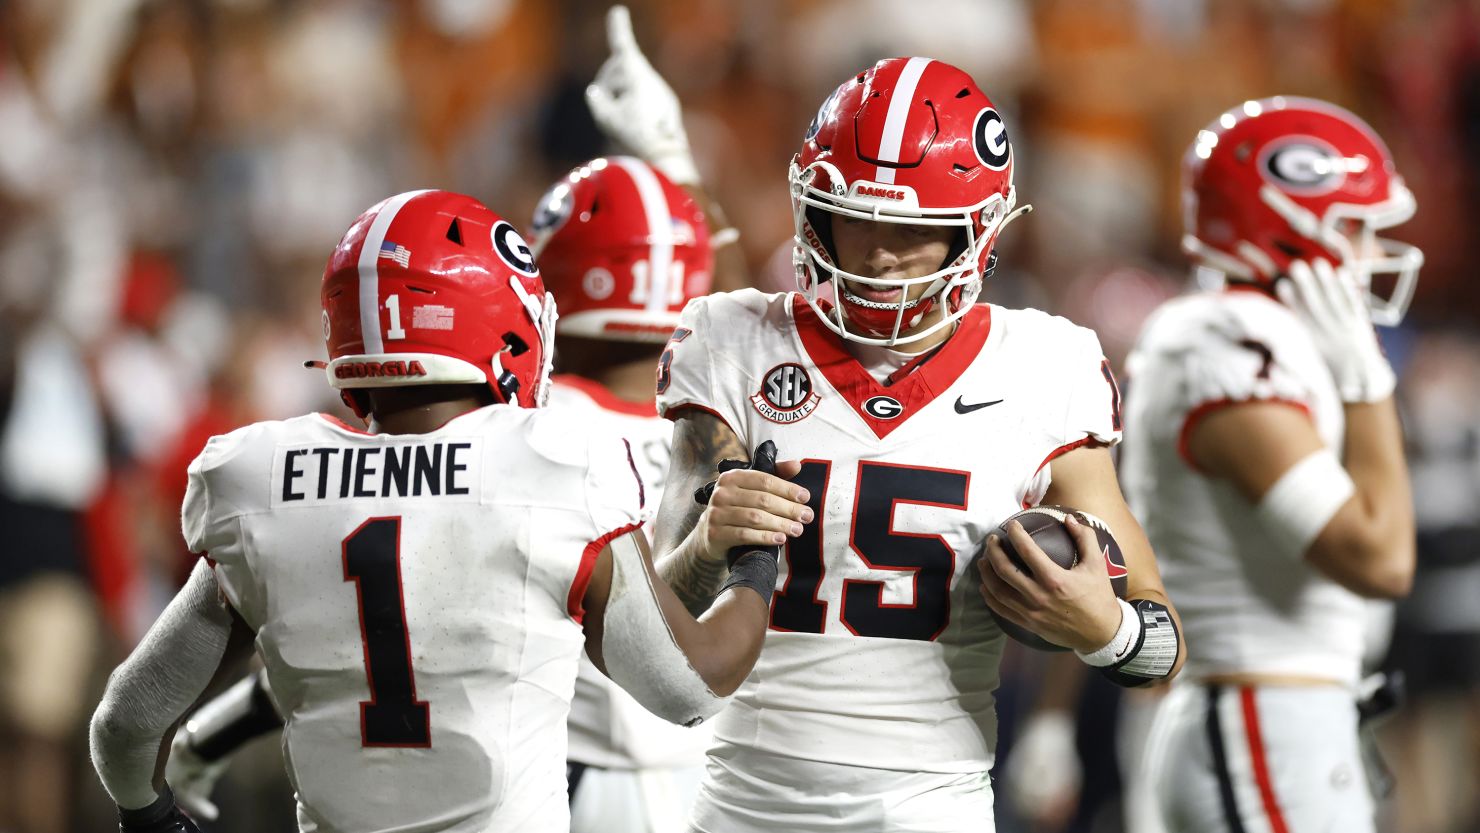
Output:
left=656, top=290, right=1121, bottom=773
left=548, top=375, right=716, bottom=770
left=1120, top=288, right=1365, bottom=686
left=182, top=406, right=645, bottom=833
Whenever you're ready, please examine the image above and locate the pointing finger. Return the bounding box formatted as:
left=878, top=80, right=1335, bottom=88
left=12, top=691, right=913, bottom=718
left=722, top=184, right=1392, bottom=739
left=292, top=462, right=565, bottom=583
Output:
left=606, top=5, right=641, bottom=57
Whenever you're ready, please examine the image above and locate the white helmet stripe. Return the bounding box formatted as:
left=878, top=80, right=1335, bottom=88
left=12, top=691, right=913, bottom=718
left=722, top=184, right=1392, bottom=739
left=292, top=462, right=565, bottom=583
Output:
left=613, top=157, right=675, bottom=314
left=874, top=57, right=933, bottom=185
left=357, top=189, right=432, bottom=354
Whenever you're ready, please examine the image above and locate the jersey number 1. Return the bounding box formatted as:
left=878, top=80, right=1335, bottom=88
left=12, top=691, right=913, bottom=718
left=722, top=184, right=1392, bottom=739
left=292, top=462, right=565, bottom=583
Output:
left=343, top=517, right=431, bottom=747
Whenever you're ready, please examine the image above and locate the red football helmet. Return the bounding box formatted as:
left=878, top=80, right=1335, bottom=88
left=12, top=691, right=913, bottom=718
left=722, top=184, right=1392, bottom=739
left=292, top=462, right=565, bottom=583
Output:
left=1183, top=96, right=1422, bottom=325
left=790, top=57, right=1025, bottom=346
left=527, top=156, right=712, bottom=342
left=319, top=190, right=557, bottom=417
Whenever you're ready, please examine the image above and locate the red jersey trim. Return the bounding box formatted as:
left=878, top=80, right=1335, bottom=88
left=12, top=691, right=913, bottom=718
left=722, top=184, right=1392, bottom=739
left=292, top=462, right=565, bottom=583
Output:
left=1239, top=687, right=1292, bottom=833
left=568, top=521, right=644, bottom=624
left=1034, top=436, right=1101, bottom=476
left=553, top=374, right=658, bottom=418
left=790, top=294, right=993, bottom=440
left=622, top=438, right=646, bottom=510
left=1177, top=398, right=1314, bottom=473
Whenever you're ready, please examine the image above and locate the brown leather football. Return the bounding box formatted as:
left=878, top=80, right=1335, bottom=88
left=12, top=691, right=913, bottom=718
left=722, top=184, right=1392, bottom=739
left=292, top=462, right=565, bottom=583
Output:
left=983, top=505, right=1129, bottom=651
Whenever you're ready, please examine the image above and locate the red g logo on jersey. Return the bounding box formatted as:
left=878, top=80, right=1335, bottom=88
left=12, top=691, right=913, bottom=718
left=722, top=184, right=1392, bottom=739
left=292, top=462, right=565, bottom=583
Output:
left=751, top=363, right=820, bottom=424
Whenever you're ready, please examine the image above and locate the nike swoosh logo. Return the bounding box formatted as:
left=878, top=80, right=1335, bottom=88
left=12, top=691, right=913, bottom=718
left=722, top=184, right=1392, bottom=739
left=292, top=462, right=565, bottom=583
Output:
left=954, top=396, right=1004, bottom=414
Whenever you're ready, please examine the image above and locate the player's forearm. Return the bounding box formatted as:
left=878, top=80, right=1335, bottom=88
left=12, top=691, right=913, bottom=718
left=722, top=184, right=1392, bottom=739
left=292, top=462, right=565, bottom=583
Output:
left=91, top=563, right=236, bottom=809
left=674, top=585, right=769, bottom=695
left=655, top=530, right=729, bottom=617
left=1324, top=397, right=1415, bottom=595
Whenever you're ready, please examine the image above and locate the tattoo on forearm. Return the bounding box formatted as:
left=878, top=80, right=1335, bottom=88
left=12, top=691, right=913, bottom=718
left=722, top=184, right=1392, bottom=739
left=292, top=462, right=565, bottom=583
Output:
left=654, top=411, right=747, bottom=615
left=665, top=548, right=730, bottom=618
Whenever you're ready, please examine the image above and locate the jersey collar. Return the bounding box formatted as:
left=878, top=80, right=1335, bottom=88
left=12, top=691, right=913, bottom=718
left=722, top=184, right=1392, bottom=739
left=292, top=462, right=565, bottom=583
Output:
left=790, top=293, right=992, bottom=439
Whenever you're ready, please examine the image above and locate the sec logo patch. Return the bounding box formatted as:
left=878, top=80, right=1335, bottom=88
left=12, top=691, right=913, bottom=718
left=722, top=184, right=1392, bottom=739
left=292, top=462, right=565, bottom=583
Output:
left=751, top=363, right=820, bottom=424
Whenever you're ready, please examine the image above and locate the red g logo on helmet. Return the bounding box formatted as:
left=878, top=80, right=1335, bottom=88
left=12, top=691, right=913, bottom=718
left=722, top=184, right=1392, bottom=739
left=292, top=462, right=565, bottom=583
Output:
left=973, top=108, right=1011, bottom=171
left=492, top=221, right=539, bottom=276
left=1257, top=138, right=1349, bottom=196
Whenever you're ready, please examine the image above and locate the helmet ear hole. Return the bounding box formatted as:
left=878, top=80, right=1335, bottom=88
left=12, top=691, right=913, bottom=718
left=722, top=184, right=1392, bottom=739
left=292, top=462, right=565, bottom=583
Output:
left=503, top=332, right=529, bottom=357
left=942, top=228, right=970, bottom=266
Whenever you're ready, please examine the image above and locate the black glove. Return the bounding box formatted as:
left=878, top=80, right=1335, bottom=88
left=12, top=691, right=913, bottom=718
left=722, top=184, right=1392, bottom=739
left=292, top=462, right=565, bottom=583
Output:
left=693, top=440, right=778, bottom=505
left=118, top=786, right=202, bottom=833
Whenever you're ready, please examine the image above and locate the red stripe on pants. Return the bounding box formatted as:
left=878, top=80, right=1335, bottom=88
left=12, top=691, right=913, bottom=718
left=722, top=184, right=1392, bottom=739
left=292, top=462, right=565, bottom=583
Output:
left=1239, top=686, right=1291, bottom=833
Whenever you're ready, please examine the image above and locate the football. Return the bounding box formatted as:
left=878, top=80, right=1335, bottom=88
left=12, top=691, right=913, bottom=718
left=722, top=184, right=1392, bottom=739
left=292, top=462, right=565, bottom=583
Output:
left=983, top=505, right=1129, bottom=651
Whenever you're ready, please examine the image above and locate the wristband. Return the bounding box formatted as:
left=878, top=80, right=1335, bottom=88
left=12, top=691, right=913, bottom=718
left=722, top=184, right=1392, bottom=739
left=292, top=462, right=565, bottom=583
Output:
left=1076, top=598, right=1139, bottom=667
left=718, top=551, right=780, bottom=604
left=1255, top=449, right=1354, bottom=559
left=1077, top=599, right=1181, bottom=688
left=187, top=669, right=283, bottom=761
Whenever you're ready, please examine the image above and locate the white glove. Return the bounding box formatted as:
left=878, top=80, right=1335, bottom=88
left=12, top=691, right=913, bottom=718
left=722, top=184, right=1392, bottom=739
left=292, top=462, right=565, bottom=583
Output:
left=164, top=734, right=228, bottom=821
left=585, top=6, right=700, bottom=185
left=1003, top=710, right=1082, bottom=819
left=1276, top=259, right=1396, bottom=403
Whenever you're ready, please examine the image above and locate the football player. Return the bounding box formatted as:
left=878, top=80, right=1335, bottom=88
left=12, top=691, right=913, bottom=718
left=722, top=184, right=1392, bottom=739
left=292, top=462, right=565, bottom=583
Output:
left=535, top=155, right=720, bottom=833
left=647, top=57, right=1185, bottom=831
left=89, top=190, right=777, bottom=833
left=159, top=16, right=741, bottom=816
left=1122, top=98, right=1420, bottom=832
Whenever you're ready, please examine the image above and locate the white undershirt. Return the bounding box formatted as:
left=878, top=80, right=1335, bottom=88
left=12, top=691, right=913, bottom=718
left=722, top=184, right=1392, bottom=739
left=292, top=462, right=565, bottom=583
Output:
left=847, top=342, right=916, bottom=384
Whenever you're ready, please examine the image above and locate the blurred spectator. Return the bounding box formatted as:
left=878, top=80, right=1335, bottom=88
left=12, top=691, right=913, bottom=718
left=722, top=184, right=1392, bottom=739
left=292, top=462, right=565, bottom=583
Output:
left=1382, top=330, right=1480, bottom=833
left=0, top=220, right=106, bottom=833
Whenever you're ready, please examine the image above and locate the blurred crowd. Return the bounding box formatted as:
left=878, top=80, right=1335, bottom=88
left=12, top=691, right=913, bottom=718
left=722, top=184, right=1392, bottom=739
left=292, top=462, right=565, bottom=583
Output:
left=1, top=1, right=1477, bottom=831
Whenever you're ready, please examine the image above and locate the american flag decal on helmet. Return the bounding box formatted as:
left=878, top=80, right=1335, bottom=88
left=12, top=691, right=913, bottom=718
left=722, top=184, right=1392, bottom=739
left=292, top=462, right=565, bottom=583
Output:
left=378, top=240, right=411, bottom=268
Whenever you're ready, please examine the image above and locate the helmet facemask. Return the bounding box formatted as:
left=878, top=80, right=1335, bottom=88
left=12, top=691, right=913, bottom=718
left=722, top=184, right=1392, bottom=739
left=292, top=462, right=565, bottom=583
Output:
left=1257, top=182, right=1422, bottom=326
left=788, top=158, right=1017, bottom=347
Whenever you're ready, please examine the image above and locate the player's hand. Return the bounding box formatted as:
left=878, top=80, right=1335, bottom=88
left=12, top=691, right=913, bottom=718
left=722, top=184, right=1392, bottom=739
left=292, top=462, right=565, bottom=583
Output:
left=585, top=5, right=699, bottom=185
left=164, top=734, right=226, bottom=822
left=1003, top=710, right=1082, bottom=826
left=1275, top=258, right=1395, bottom=403
left=695, top=455, right=811, bottom=564
left=117, top=786, right=203, bottom=833
left=977, top=515, right=1122, bottom=652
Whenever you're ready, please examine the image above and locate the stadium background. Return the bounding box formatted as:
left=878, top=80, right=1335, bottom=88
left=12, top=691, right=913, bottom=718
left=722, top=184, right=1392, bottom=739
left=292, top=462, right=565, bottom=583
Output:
left=1, top=0, right=1476, bottom=830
